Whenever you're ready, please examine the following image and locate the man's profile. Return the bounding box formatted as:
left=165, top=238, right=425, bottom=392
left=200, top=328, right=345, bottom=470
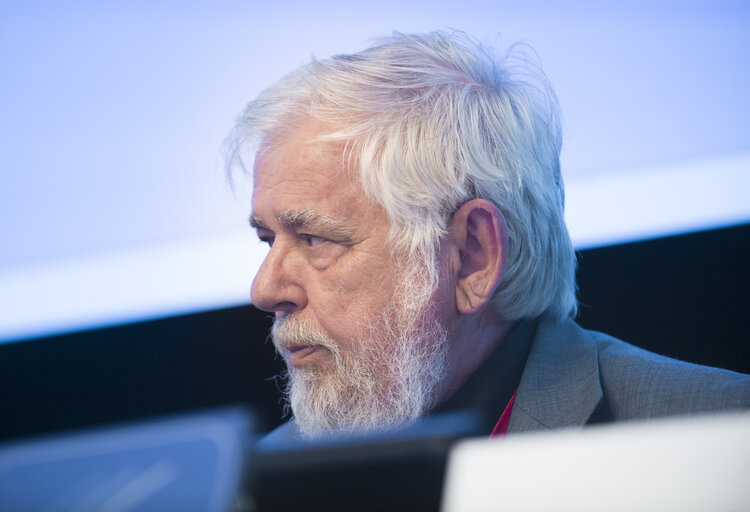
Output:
left=225, top=30, right=749, bottom=441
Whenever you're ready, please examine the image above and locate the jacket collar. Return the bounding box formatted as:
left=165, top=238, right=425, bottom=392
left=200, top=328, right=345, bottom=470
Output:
left=508, top=316, right=604, bottom=433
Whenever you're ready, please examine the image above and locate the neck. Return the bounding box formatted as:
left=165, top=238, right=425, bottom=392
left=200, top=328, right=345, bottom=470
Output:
left=434, top=307, right=515, bottom=409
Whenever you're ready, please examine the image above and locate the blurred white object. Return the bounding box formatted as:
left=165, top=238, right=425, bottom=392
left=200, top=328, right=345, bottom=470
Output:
left=442, top=412, right=750, bottom=512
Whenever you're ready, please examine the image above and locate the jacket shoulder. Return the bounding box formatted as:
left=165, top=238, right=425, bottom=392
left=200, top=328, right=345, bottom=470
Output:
left=586, top=328, right=750, bottom=420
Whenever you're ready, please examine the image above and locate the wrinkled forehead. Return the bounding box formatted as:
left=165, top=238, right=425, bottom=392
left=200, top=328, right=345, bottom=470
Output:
left=251, top=117, right=353, bottom=187
left=250, top=119, right=388, bottom=235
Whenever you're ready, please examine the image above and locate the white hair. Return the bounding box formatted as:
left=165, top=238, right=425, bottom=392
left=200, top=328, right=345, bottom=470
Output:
left=226, top=30, right=577, bottom=321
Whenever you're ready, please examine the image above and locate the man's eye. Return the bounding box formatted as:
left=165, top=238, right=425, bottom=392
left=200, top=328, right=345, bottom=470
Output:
left=259, top=236, right=274, bottom=247
left=303, top=234, right=327, bottom=247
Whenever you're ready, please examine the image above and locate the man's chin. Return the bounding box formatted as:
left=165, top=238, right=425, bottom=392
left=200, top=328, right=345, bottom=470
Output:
left=286, top=367, right=420, bottom=437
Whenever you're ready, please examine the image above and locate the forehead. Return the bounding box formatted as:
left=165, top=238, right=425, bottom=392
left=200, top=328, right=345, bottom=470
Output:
left=251, top=120, right=387, bottom=228
left=254, top=121, right=344, bottom=187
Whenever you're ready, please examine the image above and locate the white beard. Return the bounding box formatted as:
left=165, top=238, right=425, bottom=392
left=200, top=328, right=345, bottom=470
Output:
left=271, top=260, right=449, bottom=437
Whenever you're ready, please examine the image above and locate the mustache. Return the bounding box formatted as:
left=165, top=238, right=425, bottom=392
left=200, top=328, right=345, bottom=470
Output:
left=271, top=316, right=339, bottom=352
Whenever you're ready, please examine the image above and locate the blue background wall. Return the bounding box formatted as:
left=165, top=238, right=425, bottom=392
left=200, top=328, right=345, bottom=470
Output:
left=2, top=1, right=749, bottom=342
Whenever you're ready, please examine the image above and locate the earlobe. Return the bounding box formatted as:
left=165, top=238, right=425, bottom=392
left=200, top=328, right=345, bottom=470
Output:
left=450, top=199, right=506, bottom=315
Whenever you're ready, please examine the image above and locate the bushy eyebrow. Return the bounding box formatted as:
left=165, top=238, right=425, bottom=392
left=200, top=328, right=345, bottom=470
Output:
left=249, top=216, right=268, bottom=230
left=249, top=209, right=356, bottom=241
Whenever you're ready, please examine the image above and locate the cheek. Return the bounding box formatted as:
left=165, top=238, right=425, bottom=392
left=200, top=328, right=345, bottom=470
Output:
left=327, top=246, right=397, bottom=300
left=312, top=265, right=399, bottom=340
left=346, top=263, right=399, bottom=308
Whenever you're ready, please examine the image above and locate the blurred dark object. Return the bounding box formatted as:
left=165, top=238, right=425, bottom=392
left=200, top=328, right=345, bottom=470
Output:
left=251, top=411, right=480, bottom=512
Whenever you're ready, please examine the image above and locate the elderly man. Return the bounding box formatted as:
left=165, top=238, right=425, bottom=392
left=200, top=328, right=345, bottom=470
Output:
left=225, top=31, right=749, bottom=441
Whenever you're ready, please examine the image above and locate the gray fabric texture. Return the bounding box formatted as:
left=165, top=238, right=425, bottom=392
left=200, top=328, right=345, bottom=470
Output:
left=509, top=316, right=750, bottom=433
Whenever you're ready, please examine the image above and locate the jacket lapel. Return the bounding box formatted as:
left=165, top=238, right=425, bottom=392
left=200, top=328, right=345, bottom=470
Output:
left=508, top=316, right=604, bottom=433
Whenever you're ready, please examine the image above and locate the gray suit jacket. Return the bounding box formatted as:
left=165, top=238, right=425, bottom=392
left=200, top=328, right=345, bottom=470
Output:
left=261, top=317, right=750, bottom=444
left=509, top=316, right=750, bottom=433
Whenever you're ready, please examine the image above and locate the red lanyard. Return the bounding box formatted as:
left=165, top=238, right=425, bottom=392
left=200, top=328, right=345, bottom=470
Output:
left=489, top=389, right=517, bottom=437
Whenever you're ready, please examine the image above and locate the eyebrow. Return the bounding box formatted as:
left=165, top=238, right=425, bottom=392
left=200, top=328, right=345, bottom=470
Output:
left=249, top=209, right=356, bottom=241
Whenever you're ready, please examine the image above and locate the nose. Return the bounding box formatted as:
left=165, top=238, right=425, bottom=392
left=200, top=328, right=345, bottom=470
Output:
left=251, top=241, right=306, bottom=316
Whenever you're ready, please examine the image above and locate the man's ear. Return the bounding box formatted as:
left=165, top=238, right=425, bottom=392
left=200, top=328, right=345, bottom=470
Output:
left=449, top=199, right=506, bottom=315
